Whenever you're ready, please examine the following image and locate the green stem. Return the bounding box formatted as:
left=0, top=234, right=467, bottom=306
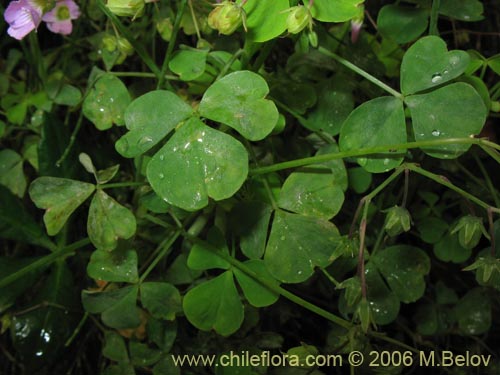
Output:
left=473, top=153, right=500, bottom=207
left=250, top=138, right=500, bottom=176
left=157, top=0, right=188, bottom=89
left=429, top=0, right=441, bottom=36
left=139, top=230, right=181, bottom=283
left=406, top=164, right=500, bottom=213
left=97, top=0, right=161, bottom=78
left=216, top=49, right=245, bottom=80
left=0, top=238, right=91, bottom=289
left=28, top=33, right=47, bottom=86
left=110, top=71, right=181, bottom=80
left=56, top=111, right=84, bottom=166
left=99, top=181, right=146, bottom=189
left=317, top=46, right=403, bottom=99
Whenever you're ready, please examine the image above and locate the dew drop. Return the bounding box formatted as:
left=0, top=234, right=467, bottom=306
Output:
left=280, top=236, right=286, bottom=241
left=431, top=73, right=442, bottom=83
left=159, top=173, right=165, bottom=179
left=138, top=136, right=153, bottom=146
left=159, top=155, right=165, bottom=161
left=431, top=130, right=441, bottom=136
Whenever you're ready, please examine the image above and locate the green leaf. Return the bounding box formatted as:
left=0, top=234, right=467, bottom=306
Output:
left=53, top=84, right=82, bottom=107
left=278, top=167, right=345, bottom=219
left=115, top=90, right=193, bottom=158
left=103, top=364, right=136, bottom=375
left=103, top=331, right=129, bottom=362
left=310, top=0, right=364, bottom=22
left=169, top=50, right=208, bottom=81
left=11, top=262, right=80, bottom=369
left=87, top=248, right=139, bottom=283
left=347, top=167, right=372, bottom=194
left=147, top=117, right=248, bottom=211
left=406, top=83, right=487, bottom=158
left=434, top=233, right=472, bottom=263
left=377, top=5, right=428, bottom=44
left=129, top=341, right=162, bottom=367
left=82, top=286, right=141, bottom=329
left=87, top=190, right=137, bottom=251
left=371, top=245, right=430, bottom=303
left=182, top=271, right=244, bottom=336
left=0, top=186, right=54, bottom=249
left=264, top=211, right=341, bottom=283
left=154, top=356, right=180, bottom=375
left=233, top=260, right=280, bottom=307
left=187, top=228, right=230, bottom=270
left=453, top=288, right=491, bottom=335
left=488, top=54, right=500, bottom=75
left=147, top=319, right=177, bottom=352
left=439, top=0, right=484, bottom=22
left=29, top=177, right=96, bottom=236
left=230, top=201, right=273, bottom=259
left=241, top=0, right=289, bottom=42
left=165, top=253, right=202, bottom=285
left=140, top=282, right=182, bottom=320
left=199, top=71, right=278, bottom=141
left=0, top=149, right=26, bottom=197
left=413, top=303, right=438, bottom=335
left=83, top=74, right=131, bottom=130
left=339, top=97, right=406, bottom=173
left=97, top=164, right=120, bottom=185
left=364, top=263, right=400, bottom=325
left=417, top=217, right=448, bottom=244
left=400, top=36, right=470, bottom=95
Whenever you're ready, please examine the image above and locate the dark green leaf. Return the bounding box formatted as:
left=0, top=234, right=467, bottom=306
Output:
left=140, top=282, right=182, bottom=320
left=87, top=248, right=139, bottom=283
left=233, top=260, right=280, bottom=307
left=103, top=331, right=129, bottom=362
left=453, top=288, right=491, bottom=335
left=377, top=5, right=428, bottom=44
left=129, top=341, right=162, bottom=367
left=0, top=149, right=26, bottom=197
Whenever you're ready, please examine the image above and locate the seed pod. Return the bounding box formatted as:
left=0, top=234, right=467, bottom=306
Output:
left=106, top=0, right=145, bottom=18
left=208, top=1, right=245, bottom=35
left=451, top=215, right=483, bottom=249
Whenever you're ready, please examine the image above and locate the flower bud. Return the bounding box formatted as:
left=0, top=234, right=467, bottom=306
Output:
left=117, top=36, right=133, bottom=55
left=286, top=6, right=312, bottom=34
left=107, top=0, right=145, bottom=18
left=384, top=206, right=411, bottom=237
left=156, top=17, right=173, bottom=41
left=451, top=215, right=483, bottom=249
left=208, top=1, right=245, bottom=35
left=102, top=34, right=117, bottom=52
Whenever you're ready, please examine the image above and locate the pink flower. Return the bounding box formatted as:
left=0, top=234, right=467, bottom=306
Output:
left=42, top=0, right=80, bottom=35
left=4, top=0, right=43, bottom=40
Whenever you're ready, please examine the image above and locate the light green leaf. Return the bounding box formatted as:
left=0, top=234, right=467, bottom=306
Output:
left=406, top=83, right=487, bottom=158
left=265, top=211, right=341, bottom=283
left=241, top=0, right=289, bottom=42
left=29, top=177, right=95, bottom=236
left=115, top=90, right=193, bottom=158
left=0, top=149, right=26, bottom=197
left=233, top=260, right=280, bottom=307
left=83, top=74, right=131, bottom=130
left=140, top=282, right=182, bottom=320
left=278, top=167, right=344, bottom=219
left=82, top=286, right=141, bottom=329
left=371, top=245, right=430, bottom=303
left=488, top=54, right=500, bottom=75
left=199, top=71, right=278, bottom=141
left=147, top=118, right=248, bottom=211
left=53, top=84, right=82, bottom=107
left=310, top=0, right=364, bottom=22
left=377, top=5, right=428, bottom=44
left=169, top=50, right=208, bottom=81
left=87, top=248, right=139, bottom=283
left=339, top=97, right=406, bottom=173
left=182, top=271, right=244, bottom=336
left=87, top=190, right=137, bottom=251
left=97, top=165, right=120, bottom=185
left=187, top=228, right=230, bottom=270
left=400, top=36, right=470, bottom=95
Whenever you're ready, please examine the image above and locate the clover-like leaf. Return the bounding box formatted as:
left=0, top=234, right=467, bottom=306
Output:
left=377, top=5, right=428, bottom=44
left=182, top=271, right=244, bottom=336
left=29, top=177, right=95, bottom=236
left=371, top=245, right=431, bottom=303
left=453, top=288, right=491, bottom=335
left=169, top=50, right=208, bottom=81
left=406, top=83, right=487, bottom=158
left=310, top=0, right=364, bottom=22
left=439, top=0, right=484, bottom=22
left=87, top=190, right=137, bottom=251
left=364, top=263, right=400, bottom=325
left=187, top=227, right=230, bottom=270
left=233, top=260, right=280, bottom=308
left=264, top=211, right=341, bottom=283
left=147, top=117, right=248, bottom=211
left=83, top=74, right=131, bottom=130
left=87, top=248, right=139, bottom=283
left=339, top=97, right=406, bottom=173
left=82, top=286, right=141, bottom=329
left=400, top=36, right=470, bottom=95
left=434, top=233, right=472, bottom=263
left=140, top=282, right=182, bottom=321
left=199, top=71, right=278, bottom=141
left=241, top=0, right=289, bottom=42
left=0, top=149, right=26, bottom=198
left=115, top=90, right=193, bottom=158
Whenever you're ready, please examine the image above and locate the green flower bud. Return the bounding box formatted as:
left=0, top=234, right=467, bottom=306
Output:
left=107, top=0, right=145, bottom=18
left=102, top=34, right=117, bottom=52
left=117, top=36, right=133, bottom=56
left=208, top=1, right=245, bottom=35
left=286, top=6, right=312, bottom=34
left=307, top=30, right=318, bottom=48
left=451, top=215, right=483, bottom=249
left=384, top=206, right=411, bottom=237
left=156, top=18, right=173, bottom=41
